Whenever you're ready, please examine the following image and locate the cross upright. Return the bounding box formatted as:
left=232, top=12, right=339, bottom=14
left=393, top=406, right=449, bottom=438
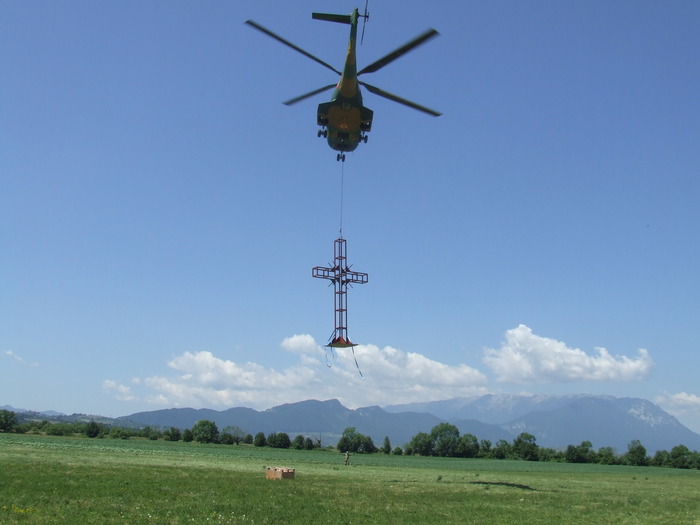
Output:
left=312, top=237, right=368, bottom=347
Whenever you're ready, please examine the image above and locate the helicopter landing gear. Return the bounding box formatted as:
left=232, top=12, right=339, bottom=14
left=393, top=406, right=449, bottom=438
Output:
left=361, top=134, right=368, bottom=143
left=317, top=128, right=328, bottom=138
left=337, top=153, right=346, bottom=162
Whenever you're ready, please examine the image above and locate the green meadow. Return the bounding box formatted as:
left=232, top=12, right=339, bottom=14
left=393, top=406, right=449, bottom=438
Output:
left=1, top=434, right=699, bottom=524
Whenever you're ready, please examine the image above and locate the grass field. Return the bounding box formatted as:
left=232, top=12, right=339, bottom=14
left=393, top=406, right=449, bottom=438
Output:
left=1, top=434, right=699, bottom=524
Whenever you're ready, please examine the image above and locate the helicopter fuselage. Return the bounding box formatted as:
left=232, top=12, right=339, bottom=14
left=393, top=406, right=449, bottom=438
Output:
left=315, top=9, right=373, bottom=154
left=246, top=7, right=439, bottom=161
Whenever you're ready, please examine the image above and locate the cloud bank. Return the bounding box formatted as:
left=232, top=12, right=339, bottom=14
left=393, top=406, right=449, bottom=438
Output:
left=482, top=325, right=652, bottom=383
left=656, top=391, right=700, bottom=417
left=103, top=326, right=655, bottom=411
left=102, top=379, right=136, bottom=401
left=655, top=391, right=700, bottom=434
left=105, top=334, right=487, bottom=410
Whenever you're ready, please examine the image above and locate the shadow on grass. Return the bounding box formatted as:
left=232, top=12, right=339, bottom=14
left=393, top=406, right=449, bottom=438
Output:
left=470, top=481, right=536, bottom=491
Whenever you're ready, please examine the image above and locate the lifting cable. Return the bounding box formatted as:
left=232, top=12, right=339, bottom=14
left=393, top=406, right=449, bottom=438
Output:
left=338, top=159, right=345, bottom=238
left=338, top=158, right=365, bottom=379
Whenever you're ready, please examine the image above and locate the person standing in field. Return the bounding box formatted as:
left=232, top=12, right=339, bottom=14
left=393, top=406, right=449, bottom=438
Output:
left=344, top=451, right=350, bottom=465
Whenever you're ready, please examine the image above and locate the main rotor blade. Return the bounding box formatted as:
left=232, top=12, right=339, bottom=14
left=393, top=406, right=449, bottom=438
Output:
left=245, top=20, right=342, bottom=76
left=360, top=81, right=441, bottom=116
left=358, top=28, right=439, bottom=76
left=284, top=84, right=337, bottom=106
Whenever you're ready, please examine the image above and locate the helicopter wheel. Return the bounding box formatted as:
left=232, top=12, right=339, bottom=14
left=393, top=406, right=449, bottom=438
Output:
left=337, top=153, right=346, bottom=162
left=362, top=135, right=368, bottom=143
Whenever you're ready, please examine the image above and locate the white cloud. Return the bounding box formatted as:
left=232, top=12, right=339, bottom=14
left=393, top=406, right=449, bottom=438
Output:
left=3, top=350, right=38, bottom=367
left=656, top=391, right=700, bottom=415
left=281, top=334, right=323, bottom=355
left=104, top=336, right=488, bottom=410
left=656, top=391, right=700, bottom=434
left=102, top=379, right=136, bottom=401
left=483, top=325, right=653, bottom=383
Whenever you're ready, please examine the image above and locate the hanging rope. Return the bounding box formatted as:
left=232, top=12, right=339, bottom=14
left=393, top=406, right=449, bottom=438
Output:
left=351, top=346, right=365, bottom=379
left=324, top=344, right=365, bottom=379
left=324, top=346, right=336, bottom=368
left=339, top=160, right=345, bottom=237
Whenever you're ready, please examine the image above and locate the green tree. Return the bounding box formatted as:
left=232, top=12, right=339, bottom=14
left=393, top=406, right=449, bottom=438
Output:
left=268, top=432, right=291, bottom=449
left=431, top=423, right=460, bottom=457
left=304, top=437, right=315, bottom=450
left=337, top=427, right=358, bottom=452
left=292, top=434, right=306, bottom=449
left=46, top=423, right=72, bottom=436
left=337, top=427, right=376, bottom=453
left=537, top=447, right=562, bottom=462
left=13, top=423, right=30, bottom=434
left=143, top=426, right=161, bottom=440
left=220, top=431, right=236, bottom=445
left=512, top=433, right=539, bottom=461
left=84, top=421, right=102, bottom=438
left=243, top=433, right=254, bottom=444
left=359, top=434, right=376, bottom=453
left=222, top=426, right=245, bottom=444
left=392, top=446, right=403, bottom=456
left=456, top=433, right=479, bottom=458
left=669, top=445, right=693, bottom=469
left=565, top=441, right=595, bottom=463
left=492, top=439, right=512, bottom=459
left=163, top=427, right=181, bottom=441
left=478, top=439, right=492, bottom=458
left=192, top=420, right=219, bottom=444
left=408, top=432, right=433, bottom=456
left=253, top=431, right=267, bottom=447
left=110, top=427, right=130, bottom=439
left=182, top=428, right=193, bottom=442
left=380, top=436, right=392, bottom=454
left=623, top=440, right=648, bottom=466
left=0, top=410, right=18, bottom=433
left=650, top=449, right=670, bottom=467
left=597, top=446, right=619, bottom=465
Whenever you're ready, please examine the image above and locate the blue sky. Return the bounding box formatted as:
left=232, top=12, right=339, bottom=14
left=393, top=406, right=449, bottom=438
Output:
left=3, top=1, right=700, bottom=434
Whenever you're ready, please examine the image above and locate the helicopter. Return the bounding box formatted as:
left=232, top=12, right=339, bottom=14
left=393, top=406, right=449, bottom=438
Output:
left=246, top=6, right=441, bottom=161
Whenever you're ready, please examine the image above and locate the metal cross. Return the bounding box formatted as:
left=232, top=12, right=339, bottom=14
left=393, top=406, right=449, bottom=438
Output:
left=312, top=237, right=368, bottom=347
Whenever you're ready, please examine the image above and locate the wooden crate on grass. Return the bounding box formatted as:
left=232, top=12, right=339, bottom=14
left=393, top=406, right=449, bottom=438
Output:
left=266, top=467, right=295, bottom=480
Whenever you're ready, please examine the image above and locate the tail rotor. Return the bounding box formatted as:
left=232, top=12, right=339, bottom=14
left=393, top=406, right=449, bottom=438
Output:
left=360, top=0, right=369, bottom=44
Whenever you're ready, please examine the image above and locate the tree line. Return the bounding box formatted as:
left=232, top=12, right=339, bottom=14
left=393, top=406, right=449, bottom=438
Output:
left=0, top=410, right=319, bottom=450
left=403, top=422, right=700, bottom=469
left=2, top=409, right=698, bottom=469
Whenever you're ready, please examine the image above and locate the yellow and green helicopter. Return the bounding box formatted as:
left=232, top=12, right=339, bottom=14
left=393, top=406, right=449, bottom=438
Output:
left=246, top=5, right=440, bottom=161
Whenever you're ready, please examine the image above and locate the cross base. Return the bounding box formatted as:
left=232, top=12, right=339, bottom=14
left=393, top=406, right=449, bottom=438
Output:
left=327, top=335, right=357, bottom=348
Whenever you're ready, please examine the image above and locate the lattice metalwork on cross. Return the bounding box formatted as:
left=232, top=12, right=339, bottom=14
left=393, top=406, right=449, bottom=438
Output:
left=312, top=237, right=368, bottom=347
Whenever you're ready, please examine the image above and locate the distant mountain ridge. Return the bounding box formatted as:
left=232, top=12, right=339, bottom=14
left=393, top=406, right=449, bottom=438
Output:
left=117, top=394, right=700, bottom=453
left=2, top=405, right=65, bottom=417
left=117, top=399, right=443, bottom=447
left=6, top=395, right=700, bottom=453
left=385, top=394, right=700, bottom=453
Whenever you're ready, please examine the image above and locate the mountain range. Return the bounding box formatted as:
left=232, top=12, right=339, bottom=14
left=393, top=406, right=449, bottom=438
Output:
left=116, top=394, right=700, bottom=453
left=384, top=394, right=700, bottom=453
left=6, top=395, right=700, bottom=454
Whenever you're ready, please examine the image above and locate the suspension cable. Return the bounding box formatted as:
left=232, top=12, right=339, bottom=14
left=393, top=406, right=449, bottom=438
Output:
left=339, top=160, right=345, bottom=238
